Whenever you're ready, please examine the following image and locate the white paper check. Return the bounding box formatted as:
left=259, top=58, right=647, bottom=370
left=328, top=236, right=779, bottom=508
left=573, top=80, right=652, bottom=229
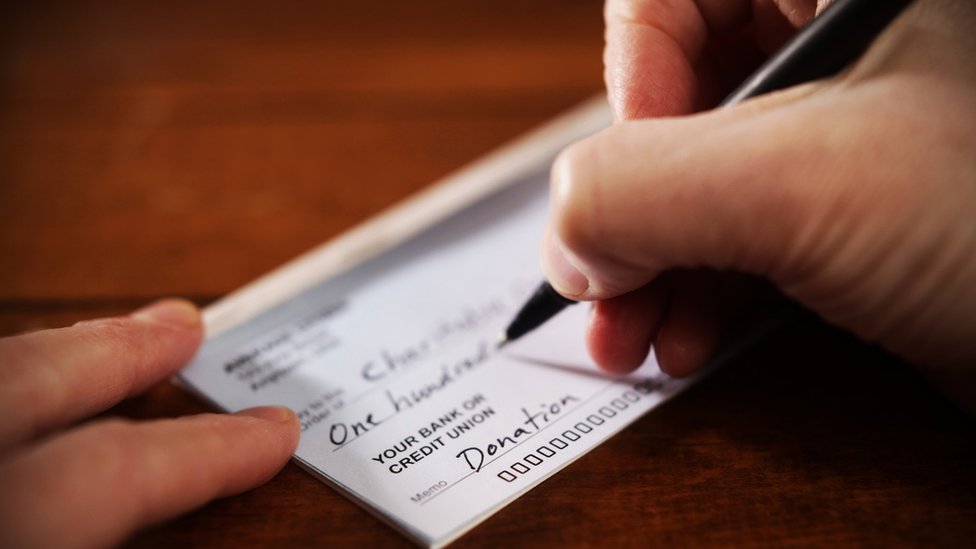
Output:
left=179, top=98, right=701, bottom=547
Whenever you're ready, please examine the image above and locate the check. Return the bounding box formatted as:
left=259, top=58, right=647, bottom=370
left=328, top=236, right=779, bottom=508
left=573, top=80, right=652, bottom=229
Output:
left=179, top=99, right=699, bottom=547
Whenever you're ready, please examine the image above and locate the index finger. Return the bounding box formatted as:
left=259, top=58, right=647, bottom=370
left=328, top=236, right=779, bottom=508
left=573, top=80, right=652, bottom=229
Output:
left=604, top=0, right=815, bottom=119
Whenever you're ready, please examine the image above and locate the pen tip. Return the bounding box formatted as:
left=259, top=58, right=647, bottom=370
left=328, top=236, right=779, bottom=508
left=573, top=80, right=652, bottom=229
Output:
left=495, top=333, right=509, bottom=350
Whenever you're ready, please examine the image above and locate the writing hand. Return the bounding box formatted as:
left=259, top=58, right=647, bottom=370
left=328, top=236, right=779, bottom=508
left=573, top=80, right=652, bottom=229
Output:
left=0, top=300, right=300, bottom=548
left=542, top=0, right=976, bottom=409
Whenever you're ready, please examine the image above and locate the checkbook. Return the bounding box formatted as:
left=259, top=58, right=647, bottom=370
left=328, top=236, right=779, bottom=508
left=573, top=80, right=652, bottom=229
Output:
left=180, top=98, right=703, bottom=547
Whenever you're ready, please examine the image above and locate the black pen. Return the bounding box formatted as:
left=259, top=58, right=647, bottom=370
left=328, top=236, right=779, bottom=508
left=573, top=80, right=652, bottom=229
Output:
left=498, top=0, right=915, bottom=348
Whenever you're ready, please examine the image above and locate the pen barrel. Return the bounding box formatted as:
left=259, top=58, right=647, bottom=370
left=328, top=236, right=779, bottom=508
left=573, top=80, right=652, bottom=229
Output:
left=722, top=0, right=916, bottom=105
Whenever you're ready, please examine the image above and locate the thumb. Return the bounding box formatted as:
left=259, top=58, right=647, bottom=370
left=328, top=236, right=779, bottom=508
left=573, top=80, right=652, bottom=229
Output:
left=541, top=82, right=976, bottom=408
left=542, top=86, right=851, bottom=302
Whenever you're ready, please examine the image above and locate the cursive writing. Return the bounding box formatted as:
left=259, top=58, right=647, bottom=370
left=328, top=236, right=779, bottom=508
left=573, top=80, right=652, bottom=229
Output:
left=456, top=394, right=579, bottom=473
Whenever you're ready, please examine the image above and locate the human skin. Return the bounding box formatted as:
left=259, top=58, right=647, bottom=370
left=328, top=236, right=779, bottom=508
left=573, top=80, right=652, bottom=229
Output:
left=0, top=300, right=300, bottom=549
left=541, top=0, right=976, bottom=411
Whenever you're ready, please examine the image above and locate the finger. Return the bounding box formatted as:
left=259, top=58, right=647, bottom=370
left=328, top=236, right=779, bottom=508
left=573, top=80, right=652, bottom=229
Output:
left=752, top=0, right=817, bottom=54
left=604, top=0, right=816, bottom=120
left=586, top=279, right=668, bottom=374
left=542, top=85, right=832, bottom=302
left=653, top=272, right=755, bottom=377
left=584, top=270, right=757, bottom=377
left=605, top=0, right=701, bottom=118
left=0, top=407, right=300, bottom=549
left=0, top=299, right=203, bottom=447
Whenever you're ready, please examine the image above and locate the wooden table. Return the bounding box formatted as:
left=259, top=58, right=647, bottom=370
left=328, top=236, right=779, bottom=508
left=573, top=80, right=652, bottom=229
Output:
left=2, top=1, right=974, bottom=546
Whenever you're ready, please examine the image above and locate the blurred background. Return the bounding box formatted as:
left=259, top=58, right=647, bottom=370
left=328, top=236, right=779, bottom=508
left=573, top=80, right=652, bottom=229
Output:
left=0, top=0, right=604, bottom=334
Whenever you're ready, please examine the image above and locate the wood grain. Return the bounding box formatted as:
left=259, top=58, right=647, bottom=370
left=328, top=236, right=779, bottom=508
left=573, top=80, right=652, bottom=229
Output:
left=1, top=1, right=974, bottom=547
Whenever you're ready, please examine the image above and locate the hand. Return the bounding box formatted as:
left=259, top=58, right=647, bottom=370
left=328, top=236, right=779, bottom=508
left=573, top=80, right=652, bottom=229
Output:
left=0, top=300, right=300, bottom=548
left=542, top=0, right=976, bottom=409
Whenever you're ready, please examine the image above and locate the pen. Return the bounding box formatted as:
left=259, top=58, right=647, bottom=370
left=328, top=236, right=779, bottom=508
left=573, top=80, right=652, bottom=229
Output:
left=498, top=0, right=916, bottom=348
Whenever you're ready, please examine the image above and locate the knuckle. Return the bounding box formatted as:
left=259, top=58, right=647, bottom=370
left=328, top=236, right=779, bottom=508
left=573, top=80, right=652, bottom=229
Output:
left=550, top=137, right=602, bottom=253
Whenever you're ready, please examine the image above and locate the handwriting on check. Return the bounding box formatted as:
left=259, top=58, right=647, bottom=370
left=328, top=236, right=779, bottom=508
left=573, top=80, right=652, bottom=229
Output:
left=328, top=341, right=492, bottom=448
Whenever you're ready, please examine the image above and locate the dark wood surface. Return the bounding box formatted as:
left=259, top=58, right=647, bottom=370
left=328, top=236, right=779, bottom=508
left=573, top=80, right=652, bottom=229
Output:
left=2, top=1, right=974, bottom=547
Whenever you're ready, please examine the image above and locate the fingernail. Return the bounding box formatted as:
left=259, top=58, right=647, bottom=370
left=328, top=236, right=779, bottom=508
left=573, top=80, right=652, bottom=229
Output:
left=131, top=299, right=201, bottom=328
left=542, top=231, right=589, bottom=297
left=235, top=406, right=297, bottom=424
